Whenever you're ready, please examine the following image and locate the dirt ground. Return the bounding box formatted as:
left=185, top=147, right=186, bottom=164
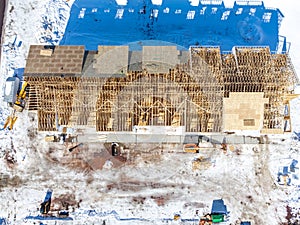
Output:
left=0, top=125, right=298, bottom=224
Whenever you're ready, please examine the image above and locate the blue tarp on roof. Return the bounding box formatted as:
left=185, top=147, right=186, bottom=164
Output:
left=60, top=0, right=283, bottom=52
left=211, top=199, right=228, bottom=215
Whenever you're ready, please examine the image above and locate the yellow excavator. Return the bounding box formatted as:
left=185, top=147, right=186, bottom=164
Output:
left=2, top=79, right=28, bottom=130
left=13, top=81, right=28, bottom=112
left=3, top=110, right=18, bottom=130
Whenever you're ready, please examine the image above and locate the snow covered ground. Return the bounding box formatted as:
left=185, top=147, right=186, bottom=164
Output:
left=1, top=0, right=300, bottom=225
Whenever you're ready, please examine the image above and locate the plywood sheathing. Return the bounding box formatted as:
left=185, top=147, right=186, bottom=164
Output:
left=24, top=45, right=85, bottom=75
left=193, top=46, right=298, bottom=131
left=142, top=46, right=181, bottom=73
left=94, top=46, right=129, bottom=76
left=223, top=92, right=268, bottom=131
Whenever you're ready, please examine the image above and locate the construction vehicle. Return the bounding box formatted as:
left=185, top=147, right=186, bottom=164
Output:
left=13, top=80, right=28, bottom=112
left=4, top=77, right=28, bottom=112
left=2, top=77, right=28, bottom=130
left=4, top=77, right=20, bottom=106
left=2, top=110, right=18, bottom=130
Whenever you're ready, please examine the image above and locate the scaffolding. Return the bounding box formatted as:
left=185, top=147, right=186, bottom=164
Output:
left=24, top=46, right=298, bottom=133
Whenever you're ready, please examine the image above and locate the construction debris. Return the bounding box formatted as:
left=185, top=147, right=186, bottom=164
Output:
left=192, top=156, right=212, bottom=171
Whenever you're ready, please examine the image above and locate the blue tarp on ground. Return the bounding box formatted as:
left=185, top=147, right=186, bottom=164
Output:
left=290, top=159, right=298, bottom=172
left=0, top=218, right=6, bottom=225
left=283, top=166, right=289, bottom=176
left=13, top=68, right=25, bottom=90
left=24, top=215, right=73, bottom=221
left=211, top=199, right=228, bottom=215
left=241, top=222, right=251, bottom=225
left=60, top=0, right=284, bottom=52
left=13, top=68, right=24, bottom=79
left=43, top=189, right=52, bottom=203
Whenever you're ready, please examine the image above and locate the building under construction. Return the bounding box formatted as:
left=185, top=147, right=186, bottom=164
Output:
left=23, top=44, right=298, bottom=134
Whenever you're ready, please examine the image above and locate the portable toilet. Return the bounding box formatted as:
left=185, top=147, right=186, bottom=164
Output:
left=211, top=199, right=228, bottom=223
left=3, top=77, right=20, bottom=105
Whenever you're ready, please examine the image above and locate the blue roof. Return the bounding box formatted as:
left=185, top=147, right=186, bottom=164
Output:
left=60, top=0, right=283, bottom=52
left=211, top=199, right=228, bottom=215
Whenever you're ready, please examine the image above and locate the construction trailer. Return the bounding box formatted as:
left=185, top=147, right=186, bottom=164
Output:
left=3, top=77, right=20, bottom=105
left=13, top=80, right=28, bottom=112
left=3, top=76, right=28, bottom=111
left=2, top=77, right=28, bottom=130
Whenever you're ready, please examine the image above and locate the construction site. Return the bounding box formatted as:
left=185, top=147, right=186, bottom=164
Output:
left=1, top=0, right=300, bottom=224
left=23, top=44, right=298, bottom=136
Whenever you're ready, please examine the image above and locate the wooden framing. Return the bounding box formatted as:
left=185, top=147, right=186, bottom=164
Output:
left=24, top=45, right=298, bottom=133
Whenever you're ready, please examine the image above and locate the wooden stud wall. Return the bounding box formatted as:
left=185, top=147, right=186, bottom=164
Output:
left=24, top=46, right=298, bottom=132
left=24, top=76, right=80, bottom=131
left=95, top=68, right=212, bottom=132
